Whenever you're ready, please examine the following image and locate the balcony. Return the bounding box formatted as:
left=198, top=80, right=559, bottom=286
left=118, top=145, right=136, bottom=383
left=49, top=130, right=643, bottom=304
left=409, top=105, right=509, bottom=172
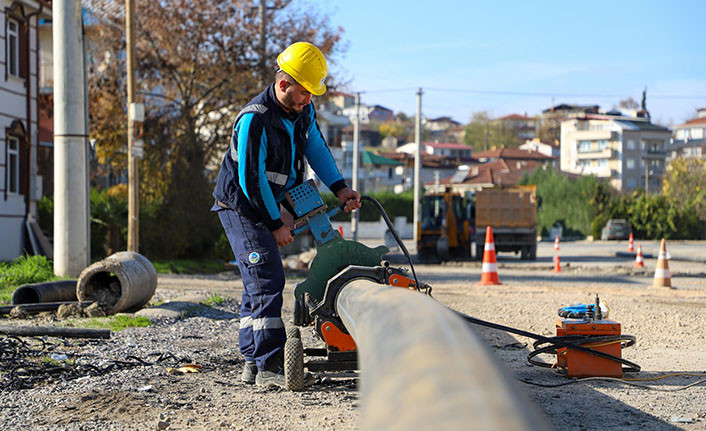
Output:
left=572, top=130, right=616, bottom=141
left=577, top=148, right=613, bottom=159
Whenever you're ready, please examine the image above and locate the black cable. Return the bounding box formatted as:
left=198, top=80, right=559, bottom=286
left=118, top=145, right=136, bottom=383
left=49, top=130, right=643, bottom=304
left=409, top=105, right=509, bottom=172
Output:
left=452, top=311, right=641, bottom=373
left=360, top=195, right=421, bottom=293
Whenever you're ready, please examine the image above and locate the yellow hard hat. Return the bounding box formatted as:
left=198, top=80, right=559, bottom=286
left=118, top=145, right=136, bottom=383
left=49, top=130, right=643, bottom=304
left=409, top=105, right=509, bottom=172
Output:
left=277, top=42, right=328, bottom=96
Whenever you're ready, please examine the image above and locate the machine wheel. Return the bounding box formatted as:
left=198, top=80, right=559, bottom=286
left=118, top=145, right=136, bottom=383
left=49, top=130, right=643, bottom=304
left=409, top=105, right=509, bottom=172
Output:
left=436, top=237, right=450, bottom=261
left=529, top=244, right=537, bottom=260
left=286, top=326, right=301, bottom=340
left=520, top=246, right=529, bottom=260
left=284, top=337, right=304, bottom=391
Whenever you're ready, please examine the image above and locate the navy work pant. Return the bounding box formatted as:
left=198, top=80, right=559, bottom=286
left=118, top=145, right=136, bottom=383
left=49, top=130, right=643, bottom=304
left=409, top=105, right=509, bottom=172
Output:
left=218, top=208, right=286, bottom=371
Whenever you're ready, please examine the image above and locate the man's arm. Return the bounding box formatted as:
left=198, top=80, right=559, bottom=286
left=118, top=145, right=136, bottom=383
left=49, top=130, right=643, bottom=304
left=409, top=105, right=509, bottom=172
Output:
left=236, top=113, right=284, bottom=232
left=302, top=105, right=348, bottom=195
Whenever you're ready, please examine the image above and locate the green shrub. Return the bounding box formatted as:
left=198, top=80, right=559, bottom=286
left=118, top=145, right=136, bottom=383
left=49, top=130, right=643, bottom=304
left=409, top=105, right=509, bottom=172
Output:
left=0, top=255, right=60, bottom=303
left=322, top=189, right=414, bottom=222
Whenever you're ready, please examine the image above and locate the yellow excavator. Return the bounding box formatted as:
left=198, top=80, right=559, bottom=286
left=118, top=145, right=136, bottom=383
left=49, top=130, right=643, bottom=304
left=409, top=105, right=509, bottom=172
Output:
left=416, top=187, right=473, bottom=262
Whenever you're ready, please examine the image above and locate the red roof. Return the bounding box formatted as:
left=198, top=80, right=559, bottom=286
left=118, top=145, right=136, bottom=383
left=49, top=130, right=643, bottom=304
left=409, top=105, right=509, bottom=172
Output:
left=434, top=159, right=544, bottom=187
left=424, top=142, right=472, bottom=150
left=473, top=147, right=555, bottom=161
left=681, top=117, right=706, bottom=126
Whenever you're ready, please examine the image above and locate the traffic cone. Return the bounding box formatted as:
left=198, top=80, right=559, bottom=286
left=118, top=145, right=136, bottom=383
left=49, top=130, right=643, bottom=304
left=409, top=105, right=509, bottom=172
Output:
left=552, top=255, right=562, bottom=273
left=627, top=233, right=635, bottom=252
left=633, top=244, right=645, bottom=268
left=477, top=226, right=502, bottom=285
left=554, top=236, right=560, bottom=251
left=338, top=226, right=344, bottom=238
left=653, top=239, right=672, bottom=288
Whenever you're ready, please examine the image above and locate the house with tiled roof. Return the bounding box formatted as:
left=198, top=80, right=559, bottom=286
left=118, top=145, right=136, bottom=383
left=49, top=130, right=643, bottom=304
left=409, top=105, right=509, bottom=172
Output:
left=427, top=159, right=547, bottom=194
left=472, top=147, right=555, bottom=164
left=493, top=113, right=537, bottom=144
left=669, top=108, right=706, bottom=160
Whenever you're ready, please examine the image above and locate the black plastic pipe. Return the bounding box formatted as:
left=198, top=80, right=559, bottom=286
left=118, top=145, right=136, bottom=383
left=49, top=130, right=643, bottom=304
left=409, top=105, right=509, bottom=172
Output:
left=12, top=280, right=78, bottom=304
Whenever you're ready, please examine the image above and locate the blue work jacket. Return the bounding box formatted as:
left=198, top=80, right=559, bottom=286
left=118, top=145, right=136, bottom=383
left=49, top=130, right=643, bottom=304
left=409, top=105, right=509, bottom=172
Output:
left=213, top=85, right=346, bottom=231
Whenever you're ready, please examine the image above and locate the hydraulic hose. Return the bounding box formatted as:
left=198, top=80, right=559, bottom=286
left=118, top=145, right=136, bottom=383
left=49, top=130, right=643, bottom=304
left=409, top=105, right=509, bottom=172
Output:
left=359, top=195, right=421, bottom=293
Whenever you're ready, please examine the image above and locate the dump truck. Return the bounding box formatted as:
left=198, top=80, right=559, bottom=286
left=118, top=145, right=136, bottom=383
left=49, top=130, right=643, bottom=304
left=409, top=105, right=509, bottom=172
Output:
left=417, top=187, right=473, bottom=262
left=474, top=185, right=537, bottom=260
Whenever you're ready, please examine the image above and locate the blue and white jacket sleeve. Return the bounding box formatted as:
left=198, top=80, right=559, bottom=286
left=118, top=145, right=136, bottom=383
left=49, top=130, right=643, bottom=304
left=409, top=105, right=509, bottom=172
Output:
left=303, top=105, right=348, bottom=195
left=236, top=113, right=283, bottom=231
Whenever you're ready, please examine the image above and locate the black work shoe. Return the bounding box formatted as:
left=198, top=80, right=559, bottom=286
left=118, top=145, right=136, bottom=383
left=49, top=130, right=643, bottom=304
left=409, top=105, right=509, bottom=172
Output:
left=241, top=360, right=257, bottom=385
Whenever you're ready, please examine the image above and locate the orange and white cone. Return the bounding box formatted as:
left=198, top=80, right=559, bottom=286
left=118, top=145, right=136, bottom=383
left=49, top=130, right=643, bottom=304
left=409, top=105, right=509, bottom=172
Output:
left=633, top=244, right=645, bottom=268
left=552, top=255, right=562, bottom=273
left=338, top=226, right=344, bottom=238
left=477, top=226, right=502, bottom=285
left=627, top=233, right=635, bottom=252
left=653, top=239, right=672, bottom=288
left=554, top=236, right=560, bottom=251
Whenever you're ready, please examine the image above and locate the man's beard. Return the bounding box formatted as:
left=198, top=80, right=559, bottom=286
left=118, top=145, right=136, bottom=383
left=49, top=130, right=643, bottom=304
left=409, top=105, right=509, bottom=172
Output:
left=281, top=92, right=305, bottom=114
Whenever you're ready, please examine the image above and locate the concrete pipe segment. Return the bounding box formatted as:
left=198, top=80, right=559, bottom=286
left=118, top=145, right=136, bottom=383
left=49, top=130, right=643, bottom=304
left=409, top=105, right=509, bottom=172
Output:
left=76, top=252, right=157, bottom=315
left=336, top=279, right=547, bottom=430
left=12, top=280, right=78, bottom=304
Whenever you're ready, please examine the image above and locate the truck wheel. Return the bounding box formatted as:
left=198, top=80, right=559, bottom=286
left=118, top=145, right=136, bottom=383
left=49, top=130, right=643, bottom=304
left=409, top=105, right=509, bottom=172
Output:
left=284, top=337, right=304, bottom=391
left=529, top=244, right=537, bottom=260
left=520, top=246, right=529, bottom=260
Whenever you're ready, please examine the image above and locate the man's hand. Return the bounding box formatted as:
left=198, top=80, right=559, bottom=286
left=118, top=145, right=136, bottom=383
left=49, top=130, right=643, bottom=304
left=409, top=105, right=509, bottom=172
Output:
left=272, top=225, right=294, bottom=247
left=336, top=187, right=362, bottom=213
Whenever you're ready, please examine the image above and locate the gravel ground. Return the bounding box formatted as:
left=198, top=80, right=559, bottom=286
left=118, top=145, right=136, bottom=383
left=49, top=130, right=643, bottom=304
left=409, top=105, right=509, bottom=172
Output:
left=1, top=251, right=705, bottom=431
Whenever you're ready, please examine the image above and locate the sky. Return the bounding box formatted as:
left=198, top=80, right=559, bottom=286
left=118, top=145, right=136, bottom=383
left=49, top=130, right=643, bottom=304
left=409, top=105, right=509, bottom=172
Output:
left=302, top=0, right=706, bottom=126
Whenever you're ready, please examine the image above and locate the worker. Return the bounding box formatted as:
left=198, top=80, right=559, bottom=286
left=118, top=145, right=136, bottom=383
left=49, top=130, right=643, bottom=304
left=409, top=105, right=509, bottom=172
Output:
left=212, top=41, right=361, bottom=389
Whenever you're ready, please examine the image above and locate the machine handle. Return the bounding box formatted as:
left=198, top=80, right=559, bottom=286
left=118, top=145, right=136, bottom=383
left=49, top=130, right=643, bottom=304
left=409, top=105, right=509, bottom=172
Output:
left=292, top=202, right=347, bottom=236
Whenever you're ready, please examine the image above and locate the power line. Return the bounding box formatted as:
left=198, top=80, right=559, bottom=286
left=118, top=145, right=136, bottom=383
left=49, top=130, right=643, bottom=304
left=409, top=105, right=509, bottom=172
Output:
left=425, top=87, right=706, bottom=100
left=351, top=86, right=706, bottom=100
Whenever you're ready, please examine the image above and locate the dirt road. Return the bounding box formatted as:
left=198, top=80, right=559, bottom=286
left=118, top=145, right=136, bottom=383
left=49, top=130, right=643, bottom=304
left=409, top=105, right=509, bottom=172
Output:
left=1, top=247, right=705, bottom=430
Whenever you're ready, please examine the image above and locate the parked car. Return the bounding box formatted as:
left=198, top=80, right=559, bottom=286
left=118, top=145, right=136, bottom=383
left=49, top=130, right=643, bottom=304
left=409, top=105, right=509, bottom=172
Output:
left=601, top=219, right=631, bottom=240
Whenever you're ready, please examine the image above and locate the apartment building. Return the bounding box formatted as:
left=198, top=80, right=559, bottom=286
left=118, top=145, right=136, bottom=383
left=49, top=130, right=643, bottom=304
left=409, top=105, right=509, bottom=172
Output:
left=669, top=107, right=706, bottom=161
left=560, top=114, right=671, bottom=193
left=1, top=1, right=51, bottom=261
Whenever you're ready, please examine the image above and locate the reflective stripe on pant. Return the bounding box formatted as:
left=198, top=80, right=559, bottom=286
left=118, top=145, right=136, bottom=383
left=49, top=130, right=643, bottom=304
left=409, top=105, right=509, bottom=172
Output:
left=218, top=208, right=286, bottom=371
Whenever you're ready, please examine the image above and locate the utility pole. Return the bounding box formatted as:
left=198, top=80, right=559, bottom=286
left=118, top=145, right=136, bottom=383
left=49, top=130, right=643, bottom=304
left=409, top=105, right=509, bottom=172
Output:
left=257, top=0, right=266, bottom=89
left=351, top=92, right=361, bottom=241
left=413, top=88, right=423, bottom=244
left=53, top=0, right=89, bottom=276
left=126, top=0, right=139, bottom=252
left=255, top=1, right=290, bottom=89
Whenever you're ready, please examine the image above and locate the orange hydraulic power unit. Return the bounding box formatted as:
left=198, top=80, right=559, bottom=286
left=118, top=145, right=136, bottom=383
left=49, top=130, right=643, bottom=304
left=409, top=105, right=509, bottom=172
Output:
left=555, top=317, right=623, bottom=378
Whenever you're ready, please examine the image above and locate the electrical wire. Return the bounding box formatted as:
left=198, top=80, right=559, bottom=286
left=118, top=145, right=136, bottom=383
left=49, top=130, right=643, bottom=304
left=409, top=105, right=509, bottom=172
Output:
left=519, top=375, right=706, bottom=392
left=452, top=310, right=641, bottom=373
left=359, top=195, right=423, bottom=294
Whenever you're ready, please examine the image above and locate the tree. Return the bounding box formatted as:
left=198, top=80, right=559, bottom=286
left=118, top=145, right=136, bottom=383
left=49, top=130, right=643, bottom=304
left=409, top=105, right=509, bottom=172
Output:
left=663, top=157, right=706, bottom=235
left=463, top=111, right=518, bottom=150
left=379, top=122, right=406, bottom=139
left=85, top=0, right=346, bottom=258
left=616, top=97, right=639, bottom=110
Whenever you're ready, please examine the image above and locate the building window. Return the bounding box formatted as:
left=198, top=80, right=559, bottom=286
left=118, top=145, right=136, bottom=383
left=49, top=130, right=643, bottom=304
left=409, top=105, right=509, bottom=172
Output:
left=7, top=19, right=20, bottom=77
left=578, top=141, right=591, bottom=153
left=598, top=159, right=608, bottom=168
left=7, top=136, right=20, bottom=194
left=626, top=158, right=635, bottom=169
left=626, top=178, right=637, bottom=189
left=627, top=140, right=636, bottom=150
